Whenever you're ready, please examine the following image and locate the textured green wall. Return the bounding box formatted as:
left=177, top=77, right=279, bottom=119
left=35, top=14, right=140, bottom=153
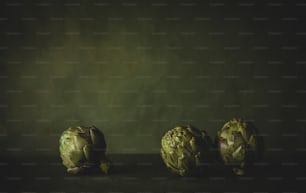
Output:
left=1, top=0, right=306, bottom=156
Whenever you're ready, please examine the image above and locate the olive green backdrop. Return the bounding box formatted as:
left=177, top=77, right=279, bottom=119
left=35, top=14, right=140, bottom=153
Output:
left=1, top=0, right=306, bottom=157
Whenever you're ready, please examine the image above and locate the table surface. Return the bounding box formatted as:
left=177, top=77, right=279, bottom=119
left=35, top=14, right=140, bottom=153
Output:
left=1, top=154, right=305, bottom=193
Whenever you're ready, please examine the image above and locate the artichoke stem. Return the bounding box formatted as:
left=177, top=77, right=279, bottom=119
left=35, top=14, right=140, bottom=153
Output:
left=99, top=161, right=110, bottom=174
left=67, top=167, right=83, bottom=174
left=233, top=167, right=244, bottom=175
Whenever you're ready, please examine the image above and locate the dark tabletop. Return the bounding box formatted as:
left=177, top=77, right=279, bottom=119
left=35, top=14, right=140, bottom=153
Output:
left=1, top=154, right=305, bottom=193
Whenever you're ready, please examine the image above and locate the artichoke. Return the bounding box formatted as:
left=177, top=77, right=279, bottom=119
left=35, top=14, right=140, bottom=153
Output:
left=161, top=125, right=211, bottom=176
left=216, top=118, right=259, bottom=175
left=59, top=126, right=110, bottom=174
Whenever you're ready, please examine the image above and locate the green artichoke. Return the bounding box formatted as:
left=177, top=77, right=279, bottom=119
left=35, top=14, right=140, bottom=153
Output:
left=59, top=126, right=110, bottom=174
left=216, top=118, right=258, bottom=175
left=161, top=125, right=211, bottom=176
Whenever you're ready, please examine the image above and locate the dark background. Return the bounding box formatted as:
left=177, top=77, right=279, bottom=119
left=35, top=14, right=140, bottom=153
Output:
left=1, top=0, right=306, bottom=192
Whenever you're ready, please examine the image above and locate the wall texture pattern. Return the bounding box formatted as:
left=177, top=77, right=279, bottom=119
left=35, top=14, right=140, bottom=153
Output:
left=1, top=0, right=306, bottom=157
